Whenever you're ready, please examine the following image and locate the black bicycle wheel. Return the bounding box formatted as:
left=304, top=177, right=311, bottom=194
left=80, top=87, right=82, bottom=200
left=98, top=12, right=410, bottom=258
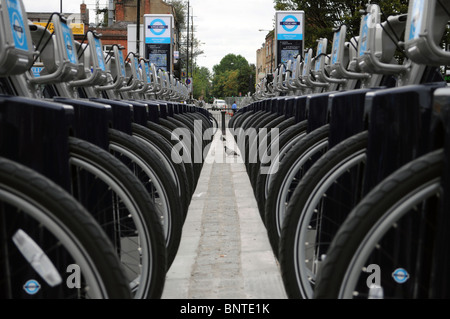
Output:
left=255, top=120, right=308, bottom=218
left=279, top=131, right=368, bottom=298
left=314, top=149, right=444, bottom=299
left=68, top=137, right=167, bottom=299
left=231, top=110, right=254, bottom=131
left=107, top=129, right=183, bottom=270
left=265, top=125, right=330, bottom=258
left=249, top=117, right=296, bottom=190
left=159, top=118, right=203, bottom=184
left=146, top=120, right=196, bottom=196
left=131, top=123, right=192, bottom=218
left=0, top=156, right=131, bottom=299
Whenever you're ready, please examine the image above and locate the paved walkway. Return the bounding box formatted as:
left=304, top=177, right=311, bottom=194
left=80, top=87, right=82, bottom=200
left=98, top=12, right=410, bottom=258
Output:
left=161, top=126, right=287, bottom=299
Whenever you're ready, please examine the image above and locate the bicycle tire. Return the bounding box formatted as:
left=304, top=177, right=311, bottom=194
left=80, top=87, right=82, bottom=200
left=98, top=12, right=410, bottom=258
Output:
left=249, top=117, right=296, bottom=191
left=159, top=118, right=203, bottom=183
left=68, top=137, right=166, bottom=299
left=107, top=129, right=183, bottom=270
left=231, top=110, right=254, bottom=131
left=244, top=113, right=280, bottom=169
left=314, top=149, right=444, bottom=299
left=146, top=120, right=196, bottom=196
left=131, top=123, right=192, bottom=217
left=279, top=131, right=368, bottom=298
left=265, top=125, right=330, bottom=258
left=0, top=156, right=131, bottom=299
left=255, top=120, right=308, bottom=218
left=248, top=116, right=292, bottom=186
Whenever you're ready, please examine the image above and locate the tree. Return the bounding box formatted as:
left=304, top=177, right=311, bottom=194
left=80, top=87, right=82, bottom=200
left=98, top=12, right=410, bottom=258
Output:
left=212, top=54, right=256, bottom=98
left=192, top=66, right=212, bottom=100
left=212, top=54, right=249, bottom=75
left=166, top=0, right=204, bottom=79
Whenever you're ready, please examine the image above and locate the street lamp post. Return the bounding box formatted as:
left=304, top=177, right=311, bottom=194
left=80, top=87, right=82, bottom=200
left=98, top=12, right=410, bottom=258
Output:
left=136, top=0, right=141, bottom=55
left=187, top=0, right=190, bottom=82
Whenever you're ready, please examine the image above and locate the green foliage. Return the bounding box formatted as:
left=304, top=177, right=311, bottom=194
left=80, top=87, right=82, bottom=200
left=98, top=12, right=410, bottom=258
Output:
left=212, top=54, right=249, bottom=75
left=192, top=66, right=212, bottom=100
left=166, top=0, right=204, bottom=81
left=212, top=54, right=256, bottom=98
left=166, top=0, right=187, bottom=29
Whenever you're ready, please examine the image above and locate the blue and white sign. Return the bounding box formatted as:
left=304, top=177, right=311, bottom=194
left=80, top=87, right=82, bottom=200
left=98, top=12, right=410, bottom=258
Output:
left=276, top=12, right=304, bottom=41
left=144, top=14, right=173, bottom=73
left=6, top=0, right=29, bottom=51
left=145, top=15, right=172, bottom=44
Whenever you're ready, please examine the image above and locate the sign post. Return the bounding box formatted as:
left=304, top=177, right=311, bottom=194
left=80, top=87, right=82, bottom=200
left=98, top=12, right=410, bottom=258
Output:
left=144, top=14, right=173, bottom=73
left=275, top=11, right=305, bottom=70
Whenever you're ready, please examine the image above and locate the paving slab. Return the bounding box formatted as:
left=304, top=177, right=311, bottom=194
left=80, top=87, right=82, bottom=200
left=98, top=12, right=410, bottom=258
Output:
left=161, top=126, right=287, bottom=299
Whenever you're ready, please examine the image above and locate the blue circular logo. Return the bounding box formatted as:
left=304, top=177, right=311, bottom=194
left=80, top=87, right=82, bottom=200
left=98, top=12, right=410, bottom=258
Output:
left=23, top=279, right=41, bottom=295
left=392, top=268, right=410, bottom=284
left=12, top=12, right=25, bottom=44
left=149, top=19, right=167, bottom=36
left=281, top=15, right=300, bottom=32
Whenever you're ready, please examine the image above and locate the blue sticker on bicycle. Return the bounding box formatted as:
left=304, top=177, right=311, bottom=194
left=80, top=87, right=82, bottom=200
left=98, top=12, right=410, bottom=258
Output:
left=6, top=0, right=29, bottom=51
left=315, top=42, right=323, bottom=71
left=409, top=0, right=425, bottom=40
left=359, top=14, right=369, bottom=57
left=144, top=62, right=151, bottom=83
left=134, top=58, right=141, bottom=80
left=118, top=50, right=126, bottom=77
left=392, top=268, right=410, bottom=284
left=94, top=37, right=105, bottom=71
left=331, top=31, right=340, bottom=65
left=31, top=66, right=43, bottom=77
left=23, top=279, right=41, bottom=295
left=292, top=59, right=297, bottom=78
left=61, top=22, right=77, bottom=64
left=302, top=52, right=309, bottom=77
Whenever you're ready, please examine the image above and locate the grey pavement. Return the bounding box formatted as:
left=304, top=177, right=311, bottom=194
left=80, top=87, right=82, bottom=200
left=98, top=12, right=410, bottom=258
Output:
left=161, top=125, right=287, bottom=299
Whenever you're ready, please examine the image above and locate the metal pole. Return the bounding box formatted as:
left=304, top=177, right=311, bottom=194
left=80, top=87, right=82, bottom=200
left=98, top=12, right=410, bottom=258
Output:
left=190, top=12, right=194, bottom=101
left=136, top=0, right=141, bottom=55
left=221, top=110, right=226, bottom=135
left=187, top=1, right=190, bottom=82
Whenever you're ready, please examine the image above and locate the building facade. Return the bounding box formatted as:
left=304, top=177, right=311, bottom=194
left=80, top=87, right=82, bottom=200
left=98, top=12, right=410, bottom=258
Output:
left=92, top=0, right=179, bottom=59
left=256, top=30, right=275, bottom=83
left=29, top=1, right=179, bottom=65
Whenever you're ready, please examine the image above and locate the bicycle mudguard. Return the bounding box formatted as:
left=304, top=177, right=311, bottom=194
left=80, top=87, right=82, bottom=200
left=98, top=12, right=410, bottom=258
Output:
left=328, top=88, right=381, bottom=148
left=0, top=95, right=73, bottom=191
left=362, top=82, right=447, bottom=196
left=54, top=97, right=111, bottom=151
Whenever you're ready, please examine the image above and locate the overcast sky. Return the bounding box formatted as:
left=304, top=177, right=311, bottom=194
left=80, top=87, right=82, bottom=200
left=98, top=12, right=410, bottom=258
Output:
left=22, top=0, right=276, bottom=72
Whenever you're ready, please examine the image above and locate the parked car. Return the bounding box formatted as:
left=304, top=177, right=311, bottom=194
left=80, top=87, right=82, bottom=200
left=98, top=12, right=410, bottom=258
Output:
left=212, top=99, right=227, bottom=110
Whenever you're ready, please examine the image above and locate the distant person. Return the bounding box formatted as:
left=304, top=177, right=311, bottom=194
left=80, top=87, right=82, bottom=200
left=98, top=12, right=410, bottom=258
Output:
left=232, top=101, right=237, bottom=116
